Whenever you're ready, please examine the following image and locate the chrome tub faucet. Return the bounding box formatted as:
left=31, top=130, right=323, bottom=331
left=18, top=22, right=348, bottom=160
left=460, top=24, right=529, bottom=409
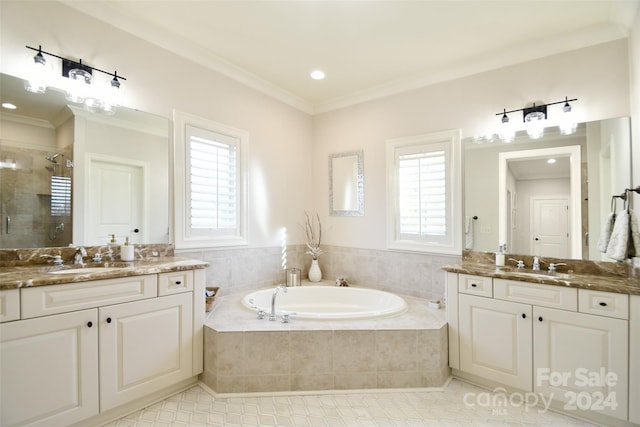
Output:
left=270, top=284, right=287, bottom=321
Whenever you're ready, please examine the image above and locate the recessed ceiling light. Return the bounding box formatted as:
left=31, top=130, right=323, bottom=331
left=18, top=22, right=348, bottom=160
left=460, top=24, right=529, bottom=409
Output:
left=2, top=103, right=17, bottom=110
left=310, top=70, right=325, bottom=80
left=547, top=158, right=556, bottom=164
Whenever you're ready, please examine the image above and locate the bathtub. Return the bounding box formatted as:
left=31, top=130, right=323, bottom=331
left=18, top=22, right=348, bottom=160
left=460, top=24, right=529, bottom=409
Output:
left=241, top=285, right=408, bottom=320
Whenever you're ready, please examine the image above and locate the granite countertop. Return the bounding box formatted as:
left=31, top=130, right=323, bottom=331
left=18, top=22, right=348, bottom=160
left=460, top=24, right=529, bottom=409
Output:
left=0, top=257, right=209, bottom=290
left=443, top=263, right=640, bottom=296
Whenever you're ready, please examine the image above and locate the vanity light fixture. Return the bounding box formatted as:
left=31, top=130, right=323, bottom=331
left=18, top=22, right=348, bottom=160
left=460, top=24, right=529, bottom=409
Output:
left=496, top=97, right=577, bottom=142
left=24, top=45, right=127, bottom=115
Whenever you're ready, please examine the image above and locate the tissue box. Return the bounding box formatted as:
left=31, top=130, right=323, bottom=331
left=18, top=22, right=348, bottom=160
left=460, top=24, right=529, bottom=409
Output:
left=205, top=286, right=219, bottom=312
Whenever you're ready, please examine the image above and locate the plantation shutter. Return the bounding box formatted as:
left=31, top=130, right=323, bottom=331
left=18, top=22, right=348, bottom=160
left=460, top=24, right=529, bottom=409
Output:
left=186, top=125, right=239, bottom=238
left=396, top=142, right=449, bottom=242
left=50, top=176, right=71, bottom=217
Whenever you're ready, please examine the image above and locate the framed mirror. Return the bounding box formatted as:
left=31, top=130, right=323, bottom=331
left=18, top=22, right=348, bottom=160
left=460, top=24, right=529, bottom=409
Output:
left=464, top=117, right=632, bottom=262
left=0, top=73, right=170, bottom=248
left=329, top=150, right=364, bottom=216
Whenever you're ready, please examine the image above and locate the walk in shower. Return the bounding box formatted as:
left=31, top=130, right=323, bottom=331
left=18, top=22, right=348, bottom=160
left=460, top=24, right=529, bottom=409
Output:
left=0, top=145, right=73, bottom=248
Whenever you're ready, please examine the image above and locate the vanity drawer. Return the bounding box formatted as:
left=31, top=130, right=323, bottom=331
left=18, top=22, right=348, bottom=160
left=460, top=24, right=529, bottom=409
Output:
left=458, top=274, right=493, bottom=297
left=0, top=289, right=20, bottom=323
left=494, top=279, right=577, bottom=311
left=578, top=289, right=628, bottom=319
left=21, top=275, right=158, bottom=319
left=158, top=270, right=193, bottom=296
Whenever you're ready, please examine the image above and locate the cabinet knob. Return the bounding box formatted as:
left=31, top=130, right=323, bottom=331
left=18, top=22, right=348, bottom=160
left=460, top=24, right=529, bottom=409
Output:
left=106, top=317, right=112, bottom=324
left=175, top=281, right=182, bottom=285
left=521, top=313, right=526, bottom=319
left=471, top=283, right=477, bottom=288
left=538, top=316, right=543, bottom=322
left=87, top=321, right=93, bottom=328
left=599, top=302, right=607, bottom=307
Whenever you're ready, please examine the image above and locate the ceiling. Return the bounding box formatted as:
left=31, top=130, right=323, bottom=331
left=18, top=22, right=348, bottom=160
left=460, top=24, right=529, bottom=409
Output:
left=55, top=1, right=640, bottom=114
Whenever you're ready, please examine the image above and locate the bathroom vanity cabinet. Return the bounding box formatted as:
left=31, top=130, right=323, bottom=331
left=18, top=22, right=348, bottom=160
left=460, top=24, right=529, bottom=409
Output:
left=447, top=272, right=633, bottom=424
left=0, top=268, right=205, bottom=427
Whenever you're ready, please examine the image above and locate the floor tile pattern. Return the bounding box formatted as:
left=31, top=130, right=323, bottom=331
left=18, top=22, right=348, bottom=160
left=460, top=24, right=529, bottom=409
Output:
left=103, top=379, right=596, bottom=426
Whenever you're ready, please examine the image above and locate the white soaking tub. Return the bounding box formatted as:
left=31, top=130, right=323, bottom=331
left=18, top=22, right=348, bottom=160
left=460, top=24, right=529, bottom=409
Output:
left=241, top=285, right=408, bottom=320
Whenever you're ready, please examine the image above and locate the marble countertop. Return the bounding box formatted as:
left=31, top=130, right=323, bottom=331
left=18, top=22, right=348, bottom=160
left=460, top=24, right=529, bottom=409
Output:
left=443, top=263, right=640, bottom=296
left=0, top=257, right=209, bottom=290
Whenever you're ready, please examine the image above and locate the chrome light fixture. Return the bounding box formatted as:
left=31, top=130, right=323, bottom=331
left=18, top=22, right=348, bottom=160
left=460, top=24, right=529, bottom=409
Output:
left=24, top=45, right=126, bottom=114
left=495, top=97, right=577, bottom=142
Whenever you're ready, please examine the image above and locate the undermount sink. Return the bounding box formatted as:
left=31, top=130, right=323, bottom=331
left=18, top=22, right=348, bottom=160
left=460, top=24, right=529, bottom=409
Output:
left=510, top=271, right=572, bottom=280
left=48, top=267, right=126, bottom=275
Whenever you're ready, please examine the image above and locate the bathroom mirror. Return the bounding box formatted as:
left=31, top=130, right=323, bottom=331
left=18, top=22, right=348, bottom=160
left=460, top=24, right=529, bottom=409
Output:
left=0, top=73, right=170, bottom=248
left=329, top=150, right=364, bottom=216
left=464, top=117, right=632, bottom=262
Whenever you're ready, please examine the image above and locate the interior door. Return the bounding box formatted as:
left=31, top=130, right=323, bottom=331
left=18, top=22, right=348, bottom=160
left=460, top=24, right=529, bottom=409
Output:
left=87, top=158, right=145, bottom=244
left=531, top=198, right=568, bottom=258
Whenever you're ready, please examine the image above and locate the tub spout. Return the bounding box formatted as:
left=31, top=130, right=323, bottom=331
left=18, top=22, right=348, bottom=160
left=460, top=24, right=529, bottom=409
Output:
left=270, top=284, right=287, bottom=321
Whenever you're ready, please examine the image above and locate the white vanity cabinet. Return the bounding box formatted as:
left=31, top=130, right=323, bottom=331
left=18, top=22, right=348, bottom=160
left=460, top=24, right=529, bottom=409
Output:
left=0, top=269, right=204, bottom=427
left=447, top=273, right=632, bottom=423
left=630, top=295, right=640, bottom=424
left=0, top=309, right=99, bottom=427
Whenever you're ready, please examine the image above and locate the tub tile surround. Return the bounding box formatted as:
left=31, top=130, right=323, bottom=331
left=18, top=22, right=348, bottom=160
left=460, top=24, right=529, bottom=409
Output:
left=182, top=244, right=460, bottom=302
left=202, top=291, right=449, bottom=394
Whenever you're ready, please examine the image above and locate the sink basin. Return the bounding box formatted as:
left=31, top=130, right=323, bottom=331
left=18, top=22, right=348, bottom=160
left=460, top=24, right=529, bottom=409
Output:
left=48, top=267, right=125, bottom=275
left=510, top=271, right=572, bottom=280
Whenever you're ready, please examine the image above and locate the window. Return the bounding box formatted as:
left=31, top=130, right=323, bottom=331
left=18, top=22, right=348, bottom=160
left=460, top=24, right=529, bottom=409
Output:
left=50, top=176, right=71, bottom=217
left=386, top=129, right=461, bottom=255
left=174, top=110, right=248, bottom=249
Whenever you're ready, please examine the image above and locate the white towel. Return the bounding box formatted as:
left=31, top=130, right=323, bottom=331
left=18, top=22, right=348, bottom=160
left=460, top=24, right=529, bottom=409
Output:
left=606, top=209, right=640, bottom=261
left=597, top=212, right=616, bottom=253
left=465, top=216, right=474, bottom=250
left=630, top=209, right=640, bottom=258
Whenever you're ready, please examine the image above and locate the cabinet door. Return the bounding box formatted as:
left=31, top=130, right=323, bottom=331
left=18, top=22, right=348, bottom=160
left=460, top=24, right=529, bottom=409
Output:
left=534, top=307, right=628, bottom=421
left=459, top=294, right=532, bottom=390
left=0, top=309, right=98, bottom=427
left=99, top=292, right=193, bottom=411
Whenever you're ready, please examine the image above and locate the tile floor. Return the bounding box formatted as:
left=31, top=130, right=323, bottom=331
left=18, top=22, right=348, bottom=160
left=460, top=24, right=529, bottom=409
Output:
left=103, top=379, right=597, bottom=426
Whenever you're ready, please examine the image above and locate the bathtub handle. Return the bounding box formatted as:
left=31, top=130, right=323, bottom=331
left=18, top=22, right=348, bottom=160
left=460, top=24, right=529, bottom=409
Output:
left=256, top=310, right=267, bottom=320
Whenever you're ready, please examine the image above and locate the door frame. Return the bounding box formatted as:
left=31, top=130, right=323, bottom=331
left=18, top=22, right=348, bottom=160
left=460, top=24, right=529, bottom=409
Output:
left=498, top=145, right=581, bottom=258
left=84, top=153, right=150, bottom=245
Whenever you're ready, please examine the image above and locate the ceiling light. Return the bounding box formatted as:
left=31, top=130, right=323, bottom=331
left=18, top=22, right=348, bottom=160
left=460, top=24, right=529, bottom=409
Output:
left=310, top=70, right=325, bottom=80
left=2, top=103, right=17, bottom=110
left=547, top=158, right=557, bottom=164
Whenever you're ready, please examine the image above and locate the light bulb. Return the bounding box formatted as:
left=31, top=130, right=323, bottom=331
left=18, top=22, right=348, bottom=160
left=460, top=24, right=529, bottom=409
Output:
left=525, top=111, right=545, bottom=139
left=65, top=69, right=92, bottom=103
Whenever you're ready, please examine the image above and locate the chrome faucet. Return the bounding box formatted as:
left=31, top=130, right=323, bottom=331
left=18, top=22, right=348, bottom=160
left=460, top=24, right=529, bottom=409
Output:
left=547, top=262, right=567, bottom=275
left=508, top=258, right=526, bottom=269
left=74, top=247, right=87, bottom=265
left=270, top=284, right=287, bottom=321
left=532, top=256, right=541, bottom=271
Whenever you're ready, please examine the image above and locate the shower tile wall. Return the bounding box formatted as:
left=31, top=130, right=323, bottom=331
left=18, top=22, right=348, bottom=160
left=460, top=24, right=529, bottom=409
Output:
left=181, top=245, right=460, bottom=301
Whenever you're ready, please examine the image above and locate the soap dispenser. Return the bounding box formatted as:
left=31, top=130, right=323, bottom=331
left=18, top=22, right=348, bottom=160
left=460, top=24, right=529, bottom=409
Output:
left=120, top=237, right=134, bottom=261
left=495, top=244, right=506, bottom=267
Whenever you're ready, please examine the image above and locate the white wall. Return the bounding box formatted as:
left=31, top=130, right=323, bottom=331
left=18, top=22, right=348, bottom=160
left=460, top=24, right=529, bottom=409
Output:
left=631, top=9, right=640, bottom=195
left=0, top=0, right=314, bottom=250
left=314, top=40, right=629, bottom=251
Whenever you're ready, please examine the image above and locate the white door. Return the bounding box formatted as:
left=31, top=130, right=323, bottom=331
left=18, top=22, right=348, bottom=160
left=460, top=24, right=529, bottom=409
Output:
left=99, top=293, right=192, bottom=411
left=0, top=310, right=99, bottom=427
left=534, top=307, right=628, bottom=420
left=87, top=158, right=145, bottom=244
left=531, top=198, right=568, bottom=258
left=459, top=294, right=533, bottom=391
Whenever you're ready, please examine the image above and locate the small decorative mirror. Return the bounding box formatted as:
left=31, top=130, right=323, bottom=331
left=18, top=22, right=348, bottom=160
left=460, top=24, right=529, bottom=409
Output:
left=329, top=150, right=364, bottom=216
